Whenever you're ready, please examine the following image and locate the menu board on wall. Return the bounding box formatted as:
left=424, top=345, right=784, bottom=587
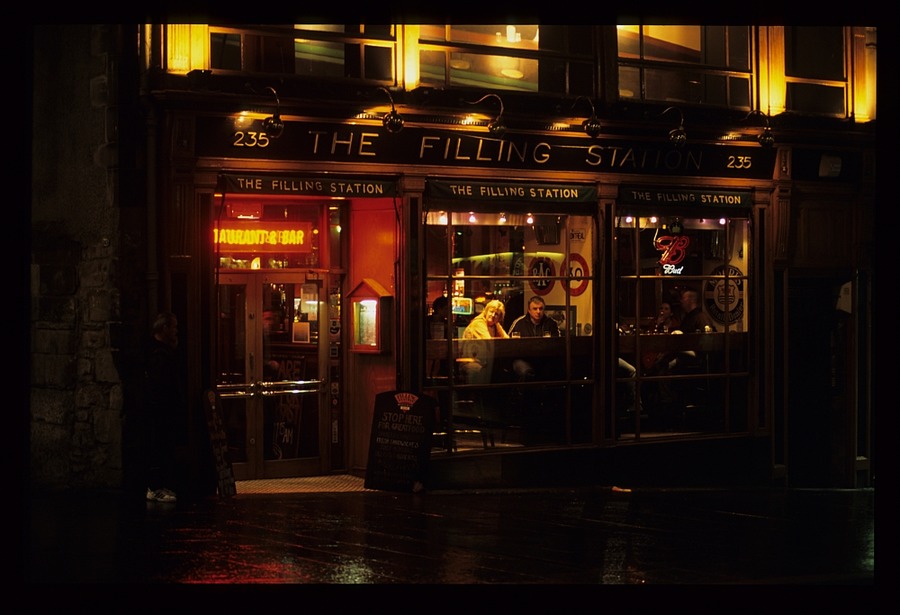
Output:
left=364, top=391, right=436, bottom=493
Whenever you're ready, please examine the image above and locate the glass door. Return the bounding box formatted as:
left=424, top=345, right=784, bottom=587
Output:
left=216, top=272, right=328, bottom=480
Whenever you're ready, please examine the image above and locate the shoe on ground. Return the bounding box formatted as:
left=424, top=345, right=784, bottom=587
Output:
left=146, top=487, right=177, bottom=503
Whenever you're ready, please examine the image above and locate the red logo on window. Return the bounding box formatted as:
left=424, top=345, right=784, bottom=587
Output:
left=654, top=235, right=690, bottom=266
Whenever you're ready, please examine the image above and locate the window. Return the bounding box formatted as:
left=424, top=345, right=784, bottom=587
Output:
left=783, top=27, right=847, bottom=116
left=424, top=207, right=596, bottom=450
left=418, top=25, right=597, bottom=95
left=615, top=212, right=751, bottom=438
left=617, top=25, right=752, bottom=109
left=204, top=25, right=397, bottom=82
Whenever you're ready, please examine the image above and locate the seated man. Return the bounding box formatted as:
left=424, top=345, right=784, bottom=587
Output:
left=508, top=295, right=560, bottom=380
left=667, top=288, right=716, bottom=374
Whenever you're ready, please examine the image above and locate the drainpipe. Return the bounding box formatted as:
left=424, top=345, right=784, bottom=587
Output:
left=140, top=24, right=159, bottom=321
left=145, top=105, right=158, bottom=320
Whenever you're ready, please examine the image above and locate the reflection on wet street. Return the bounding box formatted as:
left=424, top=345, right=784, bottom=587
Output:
left=26, top=485, right=874, bottom=585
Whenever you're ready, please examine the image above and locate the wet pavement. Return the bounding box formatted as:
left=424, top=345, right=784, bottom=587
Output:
left=24, top=479, right=874, bottom=588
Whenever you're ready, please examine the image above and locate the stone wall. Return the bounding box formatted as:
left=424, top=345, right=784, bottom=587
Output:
left=30, top=25, right=138, bottom=490
left=31, top=226, right=124, bottom=488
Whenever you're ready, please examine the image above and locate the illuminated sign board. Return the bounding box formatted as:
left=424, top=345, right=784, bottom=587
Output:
left=217, top=173, right=398, bottom=197
left=618, top=186, right=752, bottom=207
left=213, top=221, right=314, bottom=253
left=426, top=179, right=596, bottom=203
left=196, top=118, right=778, bottom=180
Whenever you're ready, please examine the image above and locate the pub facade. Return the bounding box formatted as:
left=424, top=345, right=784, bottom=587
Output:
left=30, top=24, right=876, bottom=492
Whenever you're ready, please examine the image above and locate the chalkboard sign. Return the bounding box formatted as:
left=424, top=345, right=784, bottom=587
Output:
left=204, top=390, right=236, bottom=498
left=364, top=391, right=436, bottom=493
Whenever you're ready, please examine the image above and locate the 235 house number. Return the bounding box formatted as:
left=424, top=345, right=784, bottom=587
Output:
left=726, top=155, right=752, bottom=169
left=232, top=131, right=271, bottom=148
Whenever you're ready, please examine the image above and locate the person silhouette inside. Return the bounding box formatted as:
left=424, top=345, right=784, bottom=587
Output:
left=460, top=299, right=508, bottom=384
left=427, top=295, right=451, bottom=381
left=508, top=295, right=560, bottom=380
left=654, top=300, right=681, bottom=333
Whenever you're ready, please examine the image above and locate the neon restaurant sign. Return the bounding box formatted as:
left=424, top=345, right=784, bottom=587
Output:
left=213, top=221, right=314, bottom=253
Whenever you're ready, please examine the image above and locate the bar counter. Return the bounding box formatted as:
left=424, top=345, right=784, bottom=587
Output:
left=617, top=331, right=747, bottom=354
left=425, top=332, right=745, bottom=359
left=425, top=335, right=593, bottom=360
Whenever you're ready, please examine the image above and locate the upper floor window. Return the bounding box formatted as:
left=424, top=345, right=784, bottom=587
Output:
left=783, top=26, right=847, bottom=116
left=163, top=24, right=872, bottom=122
left=617, top=25, right=752, bottom=109
left=417, top=25, right=597, bottom=95
left=170, top=25, right=397, bottom=82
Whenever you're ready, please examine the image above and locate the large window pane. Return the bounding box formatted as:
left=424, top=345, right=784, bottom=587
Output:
left=364, top=45, right=393, bottom=81
left=615, top=213, right=751, bottom=437
left=210, top=33, right=242, bottom=71
left=783, top=27, right=847, bottom=117
left=786, top=83, right=845, bottom=115
left=642, top=26, right=703, bottom=63
left=618, top=25, right=752, bottom=109
left=294, top=39, right=344, bottom=77
left=424, top=207, right=595, bottom=451
left=419, top=25, right=596, bottom=95
left=448, top=52, right=539, bottom=91
left=785, top=26, right=844, bottom=80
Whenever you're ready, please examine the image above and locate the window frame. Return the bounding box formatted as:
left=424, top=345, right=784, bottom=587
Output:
left=616, top=25, right=755, bottom=110
left=196, top=24, right=400, bottom=83
left=613, top=209, right=753, bottom=439
left=417, top=25, right=599, bottom=96
left=423, top=204, right=598, bottom=450
left=780, top=26, right=851, bottom=118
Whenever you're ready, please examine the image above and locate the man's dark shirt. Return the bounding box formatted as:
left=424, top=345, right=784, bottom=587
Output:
left=509, top=314, right=561, bottom=337
left=679, top=307, right=716, bottom=333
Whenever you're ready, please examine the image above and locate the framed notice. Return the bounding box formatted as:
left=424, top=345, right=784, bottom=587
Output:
left=292, top=321, right=311, bottom=344
left=546, top=305, right=576, bottom=334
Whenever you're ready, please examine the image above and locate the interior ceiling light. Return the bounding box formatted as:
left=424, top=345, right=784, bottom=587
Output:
left=744, top=110, right=775, bottom=148
left=573, top=96, right=602, bottom=138
left=661, top=106, right=686, bottom=148
left=262, top=86, right=284, bottom=139
left=467, top=93, right=506, bottom=136
left=378, top=86, right=404, bottom=134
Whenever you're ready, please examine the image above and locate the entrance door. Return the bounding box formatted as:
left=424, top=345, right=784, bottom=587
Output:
left=215, top=272, right=329, bottom=480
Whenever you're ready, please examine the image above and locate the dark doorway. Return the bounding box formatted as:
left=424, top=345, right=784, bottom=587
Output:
left=787, top=277, right=849, bottom=487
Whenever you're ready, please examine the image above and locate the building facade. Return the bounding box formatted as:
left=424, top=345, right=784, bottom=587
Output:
left=30, top=24, right=876, bottom=493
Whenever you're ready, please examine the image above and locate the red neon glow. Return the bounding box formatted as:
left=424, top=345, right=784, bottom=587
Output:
left=654, top=234, right=690, bottom=266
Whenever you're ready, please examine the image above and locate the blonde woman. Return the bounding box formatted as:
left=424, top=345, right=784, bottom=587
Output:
left=463, top=299, right=509, bottom=340
left=459, top=300, right=508, bottom=384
